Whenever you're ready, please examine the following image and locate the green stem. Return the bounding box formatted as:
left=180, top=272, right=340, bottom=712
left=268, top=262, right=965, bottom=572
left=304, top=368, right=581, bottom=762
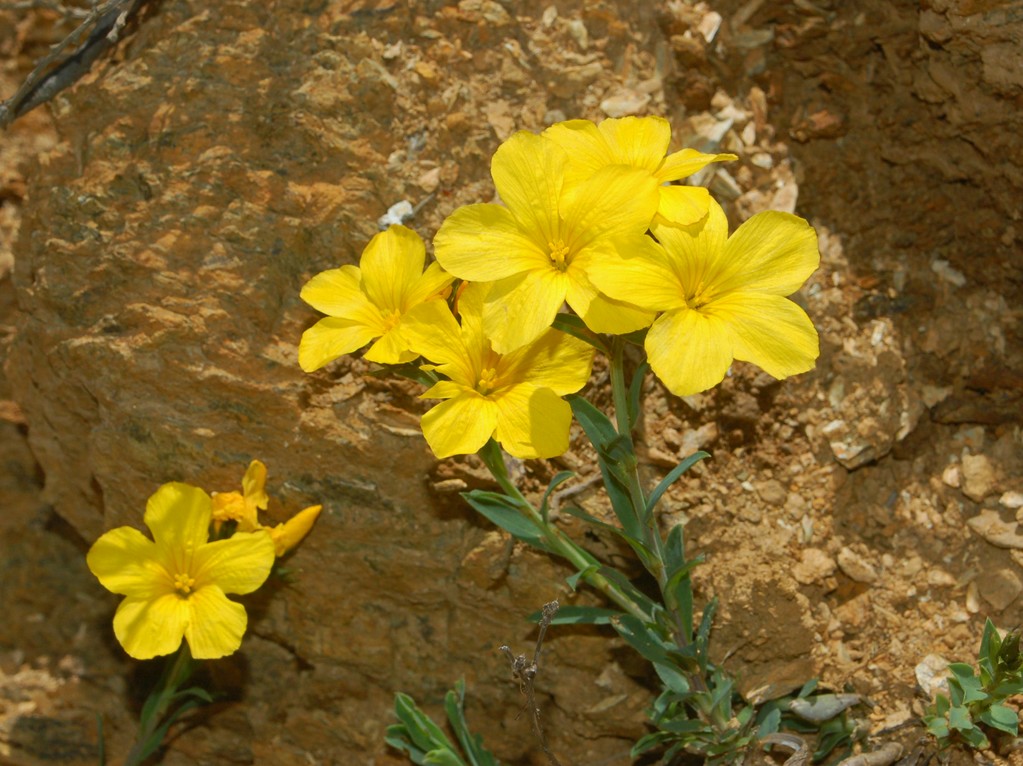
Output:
left=124, top=644, right=195, bottom=766
left=477, top=440, right=648, bottom=623
left=607, top=341, right=717, bottom=705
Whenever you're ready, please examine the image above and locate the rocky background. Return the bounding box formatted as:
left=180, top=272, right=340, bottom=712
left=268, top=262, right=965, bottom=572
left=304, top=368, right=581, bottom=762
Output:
left=0, top=0, right=1020, bottom=764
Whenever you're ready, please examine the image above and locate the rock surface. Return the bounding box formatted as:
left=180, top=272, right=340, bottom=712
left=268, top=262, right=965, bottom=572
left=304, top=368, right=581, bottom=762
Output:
left=2, top=0, right=1022, bottom=764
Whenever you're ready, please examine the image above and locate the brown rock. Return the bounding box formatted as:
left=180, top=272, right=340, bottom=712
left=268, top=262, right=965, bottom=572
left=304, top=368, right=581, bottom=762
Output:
left=791, top=548, right=837, bottom=586
left=980, top=568, right=1023, bottom=611
left=961, top=453, right=998, bottom=501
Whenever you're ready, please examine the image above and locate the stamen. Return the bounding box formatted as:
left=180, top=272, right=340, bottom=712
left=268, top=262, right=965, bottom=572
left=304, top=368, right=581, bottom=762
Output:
left=174, top=573, right=197, bottom=595
left=548, top=240, right=570, bottom=270
left=477, top=367, right=498, bottom=395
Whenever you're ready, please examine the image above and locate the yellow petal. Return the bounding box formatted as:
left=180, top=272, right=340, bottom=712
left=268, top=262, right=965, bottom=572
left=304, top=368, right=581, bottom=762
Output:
left=562, top=165, right=659, bottom=249
left=420, top=394, right=499, bottom=458
left=493, top=384, right=573, bottom=459
left=710, top=293, right=819, bottom=379
left=400, top=300, right=476, bottom=386
left=298, top=317, right=380, bottom=372
left=542, top=119, right=612, bottom=189
left=650, top=203, right=729, bottom=301
left=597, top=115, right=671, bottom=172
left=113, top=593, right=189, bottom=660
left=242, top=460, right=268, bottom=512
left=144, top=483, right=212, bottom=553
left=657, top=148, right=737, bottom=182
left=360, top=225, right=426, bottom=312
left=184, top=586, right=248, bottom=660
left=564, top=267, right=656, bottom=334
left=193, top=530, right=275, bottom=595
left=363, top=326, right=418, bottom=365
left=655, top=185, right=712, bottom=227
left=645, top=308, right=734, bottom=397
left=404, top=262, right=454, bottom=306
left=581, top=236, right=684, bottom=312
left=717, top=211, right=820, bottom=296
left=269, top=505, right=323, bottom=556
left=300, top=265, right=377, bottom=320
left=499, top=329, right=594, bottom=395
left=482, top=270, right=570, bottom=353
left=421, top=380, right=466, bottom=400
left=434, top=203, right=549, bottom=282
left=87, top=526, right=163, bottom=597
left=491, top=130, right=566, bottom=246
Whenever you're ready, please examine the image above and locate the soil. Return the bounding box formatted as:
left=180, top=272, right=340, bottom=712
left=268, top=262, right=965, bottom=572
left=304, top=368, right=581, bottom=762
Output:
left=1, top=1, right=1021, bottom=766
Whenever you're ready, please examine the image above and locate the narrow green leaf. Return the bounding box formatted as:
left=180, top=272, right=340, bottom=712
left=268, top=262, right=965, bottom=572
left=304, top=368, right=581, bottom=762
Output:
left=565, top=564, right=598, bottom=591
left=444, top=681, right=497, bottom=766
left=695, top=598, right=718, bottom=672
left=645, top=452, right=709, bottom=516
left=797, top=678, right=819, bottom=698
left=539, top=471, right=575, bottom=524
left=559, top=505, right=656, bottom=571
left=462, top=491, right=550, bottom=551
left=394, top=693, right=458, bottom=755
left=626, top=361, right=649, bottom=427
left=980, top=703, right=1019, bottom=735
left=659, top=718, right=707, bottom=735
left=539, top=605, right=619, bottom=625
left=597, top=566, right=658, bottom=617
left=613, top=614, right=672, bottom=666
left=567, top=395, right=642, bottom=539
left=654, top=661, right=691, bottom=696
left=756, top=707, right=781, bottom=738
left=424, top=749, right=467, bottom=766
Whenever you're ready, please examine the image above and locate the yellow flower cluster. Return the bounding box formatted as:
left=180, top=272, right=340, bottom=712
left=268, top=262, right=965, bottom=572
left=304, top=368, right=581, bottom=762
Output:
left=299, top=115, right=820, bottom=457
left=87, top=462, right=321, bottom=660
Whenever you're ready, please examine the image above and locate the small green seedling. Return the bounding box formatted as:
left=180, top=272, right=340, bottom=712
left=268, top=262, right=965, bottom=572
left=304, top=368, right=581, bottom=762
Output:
left=386, top=679, right=499, bottom=766
left=923, top=618, right=1023, bottom=750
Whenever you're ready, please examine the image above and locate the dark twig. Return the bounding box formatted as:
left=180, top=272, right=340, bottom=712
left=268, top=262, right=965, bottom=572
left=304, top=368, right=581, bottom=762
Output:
left=0, top=0, right=149, bottom=128
left=500, top=600, right=564, bottom=766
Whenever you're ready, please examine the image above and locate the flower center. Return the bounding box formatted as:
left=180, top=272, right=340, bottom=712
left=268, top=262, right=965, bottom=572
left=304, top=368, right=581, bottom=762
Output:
left=476, top=367, right=499, bottom=395
left=174, top=573, right=197, bottom=596
left=381, top=308, right=402, bottom=332
left=548, top=239, right=570, bottom=271
left=685, top=282, right=712, bottom=311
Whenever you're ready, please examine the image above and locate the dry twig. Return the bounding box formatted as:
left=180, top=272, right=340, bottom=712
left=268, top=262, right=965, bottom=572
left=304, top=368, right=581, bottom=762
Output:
left=500, top=600, right=564, bottom=766
left=0, top=0, right=150, bottom=128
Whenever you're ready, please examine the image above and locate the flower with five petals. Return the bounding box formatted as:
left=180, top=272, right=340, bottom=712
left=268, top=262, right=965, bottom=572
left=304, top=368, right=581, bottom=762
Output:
left=299, top=224, right=453, bottom=371
left=433, top=130, right=662, bottom=353
left=400, top=283, right=595, bottom=458
left=587, top=200, right=820, bottom=396
left=87, top=482, right=276, bottom=660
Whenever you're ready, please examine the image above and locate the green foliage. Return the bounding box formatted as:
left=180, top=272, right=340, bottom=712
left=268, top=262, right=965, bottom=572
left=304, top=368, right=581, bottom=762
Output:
left=386, top=680, right=499, bottom=766
left=923, top=619, right=1023, bottom=751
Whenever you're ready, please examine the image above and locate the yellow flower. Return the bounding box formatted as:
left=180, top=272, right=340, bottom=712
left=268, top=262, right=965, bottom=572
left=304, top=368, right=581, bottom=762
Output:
left=211, top=459, right=267, bottom=533
left=433, top=130, right=662, bottom=353
left=543, top=115, right=736, bottom=227
left=587, top=200, right=820, bottom=396
left=267, top=504, right=323, bottom=557
left=212, top=460, right=322, bottom=556
left=86, top=483, right=275, bottom=660
left=299, top=224, right=454, bottom=371
left=401, top=283, right=595, bottom=459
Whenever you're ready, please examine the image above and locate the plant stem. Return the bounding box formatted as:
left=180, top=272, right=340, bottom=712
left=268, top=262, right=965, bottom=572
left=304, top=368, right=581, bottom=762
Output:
left=124, top=644, right=194, bottom=766
left=477, top=440, right=649, bottom=623
left=607, top=341, right=717, bottom=705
